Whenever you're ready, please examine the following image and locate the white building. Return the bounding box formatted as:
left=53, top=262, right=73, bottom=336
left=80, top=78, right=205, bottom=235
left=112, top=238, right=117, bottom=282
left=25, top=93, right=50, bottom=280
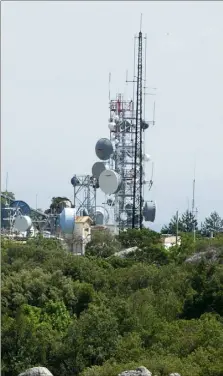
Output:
left=161, top=235, right=181, bottom=249
left=72, top=216, right=93, bottom=255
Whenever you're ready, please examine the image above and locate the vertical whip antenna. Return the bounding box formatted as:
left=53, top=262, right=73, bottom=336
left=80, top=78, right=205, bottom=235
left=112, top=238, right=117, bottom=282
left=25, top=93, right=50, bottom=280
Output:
left=132, top=29, right=143, bottom=229
left=140, top=13, right=143, bottom=32
left=108, top=72, right=111, bottom=103
left=153, top=101, right=156, bottom=125
left=132, top=36, right=136, bottom=120
left=6, top=172, right=8, bottom=192
left=192, top=157, right=197, bottom=242
left=143, top=34, right=147, bottom=121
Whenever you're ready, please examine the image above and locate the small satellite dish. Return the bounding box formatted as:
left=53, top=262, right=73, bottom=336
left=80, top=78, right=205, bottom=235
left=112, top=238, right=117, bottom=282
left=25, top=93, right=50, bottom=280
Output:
left=11, top=200, right=31, bottom=216
left=95, top=211, right=104, bottom=225
left=92, top=179, right=100, bottom=189
left=92, top=161, right=106, bottom=179
left=120, top=212, right=128, bottom=221
left=107, top=198, right=115, bottom=206
left=83, top=208, right=89, bottom=216
left=143, top=154, right=151, bottom=162
left=95, top=206, right=109, bottom=225
left=71, top=175, right=80, bottom=187
left=59, top=208, right=76, bottom=234
left=95, top=138, right=113, bottom=161
left=143, top=201, right=156, bottom=222
left=14, top=215, right=32, bottom=232
left=125, top=203, right=133, bottom=212
left=141, top=121, right=149, bottom=130
left=99, top=169, right=122, bottom=194
left=110, top=134, right=116, bottom=141
left=108, top=122, right=116, bottom=131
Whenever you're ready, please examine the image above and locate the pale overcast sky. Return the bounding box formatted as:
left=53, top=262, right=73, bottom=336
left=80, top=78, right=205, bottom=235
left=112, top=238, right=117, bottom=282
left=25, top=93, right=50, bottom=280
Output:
left=2, top=1, right=223, bottom=230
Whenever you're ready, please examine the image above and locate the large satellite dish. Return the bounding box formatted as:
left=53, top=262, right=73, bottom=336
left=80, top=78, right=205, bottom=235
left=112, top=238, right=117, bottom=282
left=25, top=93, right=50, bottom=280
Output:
left=92, top=161, right=106, bottom=179
left=95, top=138, right=113, bottom=161
left=11, top=200, right=31, bottom=216
left=143, top=201, right=156, bottom=222
left=59, top=208, right=76, bottom=234
left=14, top=215, right=32, bottom=232
left=99, top=169, right=122, bottom=194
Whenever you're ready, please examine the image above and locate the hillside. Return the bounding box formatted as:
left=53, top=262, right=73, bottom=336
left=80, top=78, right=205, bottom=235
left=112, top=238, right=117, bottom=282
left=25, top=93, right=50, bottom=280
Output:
left=1, top=230, right=223, bottom=376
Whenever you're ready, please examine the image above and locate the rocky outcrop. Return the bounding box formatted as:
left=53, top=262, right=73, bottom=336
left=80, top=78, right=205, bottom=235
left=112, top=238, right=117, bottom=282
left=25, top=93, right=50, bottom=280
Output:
left=18, top=366, right=181, bottom=376
left=119, top=367, right=152, bottom=376
left=185, top=247, right=222, bottom=264
left=18, top=367, right=53, bottom=376
left=118, top=366, right=181, bottom=376
left=114, top=246, right=138, bottom=258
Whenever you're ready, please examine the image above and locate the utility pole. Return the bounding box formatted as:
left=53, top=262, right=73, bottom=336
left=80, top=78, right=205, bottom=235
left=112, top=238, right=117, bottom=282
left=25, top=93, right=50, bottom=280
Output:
left=191, top=159, right=197, bottom=243
left=176, top=210, right=179, bottom=246
left=192, top=178, right=196, bottom=242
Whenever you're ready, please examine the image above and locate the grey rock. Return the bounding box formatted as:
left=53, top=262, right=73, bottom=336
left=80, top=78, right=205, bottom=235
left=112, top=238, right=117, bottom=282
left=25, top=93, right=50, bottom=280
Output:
left=119, top=366, right=152, bottom=376
left=169, top=373, right=181, bottom=376
left=114, top=246, right=138, bottom=258
left=185, top=248, right=221, bottom=264
left=18, top=367, right=53, bottom=376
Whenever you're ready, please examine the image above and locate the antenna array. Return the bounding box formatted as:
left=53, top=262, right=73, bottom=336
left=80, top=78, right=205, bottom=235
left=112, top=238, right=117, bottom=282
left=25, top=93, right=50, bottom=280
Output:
left=91, top=26, right=156, bottom=231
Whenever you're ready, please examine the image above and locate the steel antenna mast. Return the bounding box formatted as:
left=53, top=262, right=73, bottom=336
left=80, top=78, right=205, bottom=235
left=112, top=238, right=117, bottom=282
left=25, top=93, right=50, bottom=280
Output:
left=132, top=25, right=143, bottom=229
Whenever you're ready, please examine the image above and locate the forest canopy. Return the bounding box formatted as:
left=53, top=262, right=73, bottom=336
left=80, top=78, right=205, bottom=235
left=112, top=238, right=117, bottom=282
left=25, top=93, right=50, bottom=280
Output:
left=1, top=230, right=223, bottom=376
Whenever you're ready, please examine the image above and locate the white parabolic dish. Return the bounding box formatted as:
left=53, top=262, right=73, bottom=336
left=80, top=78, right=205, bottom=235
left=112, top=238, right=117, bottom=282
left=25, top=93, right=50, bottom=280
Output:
left=99, top=169, right=122, bottom=194
left=14, top=215, right=32, bottom=232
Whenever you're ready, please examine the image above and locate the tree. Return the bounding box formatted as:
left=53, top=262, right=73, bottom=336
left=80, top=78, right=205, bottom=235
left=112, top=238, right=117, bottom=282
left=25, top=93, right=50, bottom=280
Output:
left=1, top=192, right=16, bottom=229
left=161, top=210, right=198, bottom=235
left=1, top=191, right=15, bottom=205
left=118, top=228, right=161, bottom=248
left=201, top=211, right=223, bottom=235
left=44, top=197, right=72, bottom=215
left=161, top=213, right=183, bottom=235
left=181, top=210, right=198, bottom=233
left=86, top=230, right=122, bottom=258
left=62, top=304, right=119, bottom=374
left=2, top=236, right=223, bottom=376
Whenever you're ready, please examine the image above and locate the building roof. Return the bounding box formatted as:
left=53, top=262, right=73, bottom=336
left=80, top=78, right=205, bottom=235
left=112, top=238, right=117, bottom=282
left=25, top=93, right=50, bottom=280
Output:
left=163, top=236, right=180, bottom=243
left=91, top=225, right=108, bottom=231
left=76, top=216, right=93, bottom=224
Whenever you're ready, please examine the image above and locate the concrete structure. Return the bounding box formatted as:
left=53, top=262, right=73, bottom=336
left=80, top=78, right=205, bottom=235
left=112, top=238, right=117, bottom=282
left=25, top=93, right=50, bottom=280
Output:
left=73, top=216, right=93, bottom=255
left=161, top=235, right=181, bottom=249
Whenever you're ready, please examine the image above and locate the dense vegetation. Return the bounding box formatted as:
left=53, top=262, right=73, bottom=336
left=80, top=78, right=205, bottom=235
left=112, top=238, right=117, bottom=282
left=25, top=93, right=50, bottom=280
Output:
left=1, top=230, right=223, bottom=376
